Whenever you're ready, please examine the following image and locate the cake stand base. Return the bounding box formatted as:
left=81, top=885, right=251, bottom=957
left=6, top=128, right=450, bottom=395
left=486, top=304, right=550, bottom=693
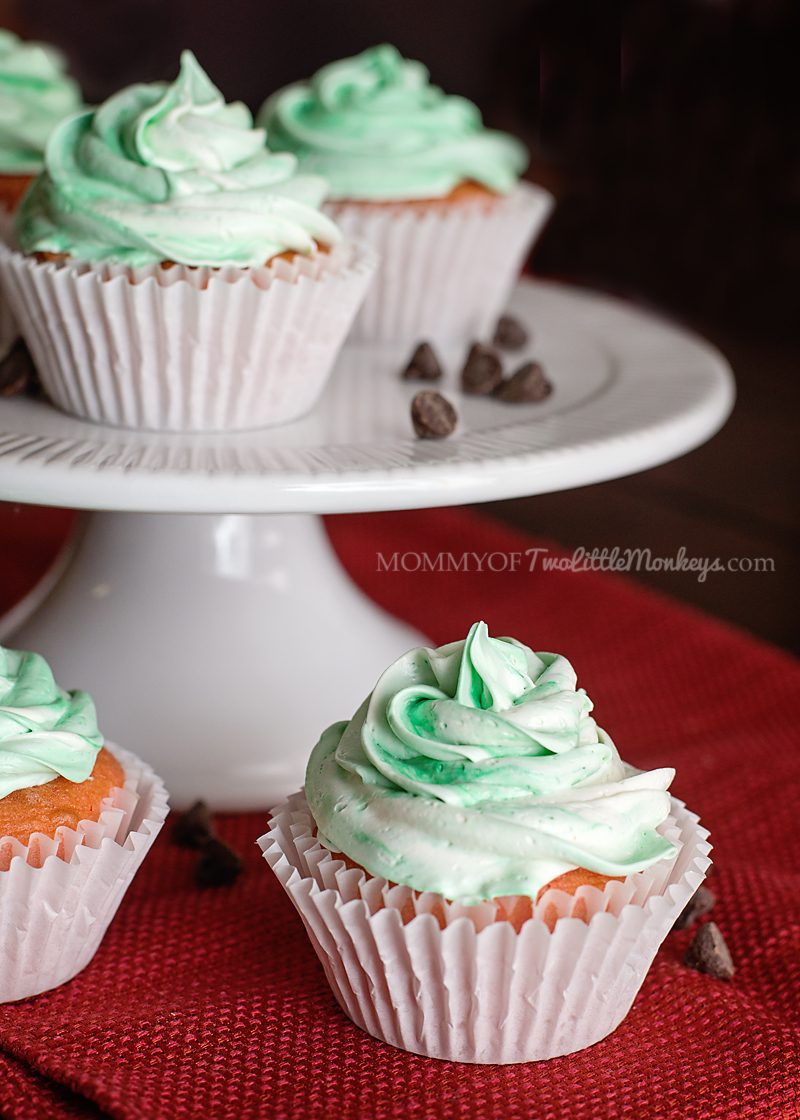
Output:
left=3, top=511, right=424, bottom=809
left=0, top=279, right=736, bottom=811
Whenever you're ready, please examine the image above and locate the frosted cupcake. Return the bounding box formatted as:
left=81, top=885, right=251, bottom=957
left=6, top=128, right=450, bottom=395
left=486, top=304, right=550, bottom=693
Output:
left=259, top=622, right=711, bottom=1063
left=0, top=29, right=83, bottom=213
left=259, top=44, right=553, bottom=345
left=0, top=51, right=376, bottom=431
left=0, top=29, right=83, bottom=359
left=0, top=643, right=168, bottom=1003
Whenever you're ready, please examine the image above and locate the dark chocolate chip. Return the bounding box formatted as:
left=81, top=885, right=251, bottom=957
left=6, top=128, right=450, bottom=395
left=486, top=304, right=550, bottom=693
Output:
left=460, top=342, right=503, bottom=395
left=411, top=390, right=458, bottom=439
left=402, top=341, right=442, bottom=381
left=194, top=837, right=245, bottom=888
left=683, top=921, right=735, bottom=980
left=171, top=800, right=216, bottom=849
left=0, top=339, right=39, bottom=398
left=492, top=315, right=529, bottom=350
left=493, top=361, right=552, bottom=403
left=673, top=884, right=717, bottom=931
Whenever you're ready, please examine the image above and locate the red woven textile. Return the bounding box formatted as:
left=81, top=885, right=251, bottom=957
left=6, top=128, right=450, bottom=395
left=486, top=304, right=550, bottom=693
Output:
left=1, top=506, right=798, bottom=1120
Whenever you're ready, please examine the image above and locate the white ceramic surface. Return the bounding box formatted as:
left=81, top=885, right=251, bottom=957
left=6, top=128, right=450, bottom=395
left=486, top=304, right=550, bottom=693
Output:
left=2, top=512, right=425, bottom=809
left=0, top=280, right=735, bottom=513
left=0, top=280, right=735, bottom=809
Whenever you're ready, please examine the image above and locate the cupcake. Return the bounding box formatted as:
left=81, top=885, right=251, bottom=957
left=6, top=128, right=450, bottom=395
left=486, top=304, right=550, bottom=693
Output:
left=0, top=643, right=169, bottom=1003
left=0, top=29, right=83, bottom=213
left=259, top=44, right=553, bottom=344
left=259, top=622, right=711, bottom=1063
left=0, top=50, right=376, bottom=431
left=0, top=29, right=83, bottom=360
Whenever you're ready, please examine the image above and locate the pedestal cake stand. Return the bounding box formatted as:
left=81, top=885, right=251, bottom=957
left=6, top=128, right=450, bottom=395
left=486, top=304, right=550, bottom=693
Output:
left=0, top=280, right=734, bottom=808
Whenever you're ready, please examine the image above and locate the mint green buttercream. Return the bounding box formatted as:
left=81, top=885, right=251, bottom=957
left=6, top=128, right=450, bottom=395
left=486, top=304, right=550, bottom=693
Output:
left=0, top=29, right=83, bottom=175
left=0, top=645, right=104, bottom=799
left=259, top=44, right=528, bottom=201
left=14, top=50, right=341, bottom=266
left=306, top=622, right=676, bottom=903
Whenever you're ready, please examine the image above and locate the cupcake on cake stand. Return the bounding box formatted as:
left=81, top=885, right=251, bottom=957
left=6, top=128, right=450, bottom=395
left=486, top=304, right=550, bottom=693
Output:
left=0, top=279, right=734, bottom=808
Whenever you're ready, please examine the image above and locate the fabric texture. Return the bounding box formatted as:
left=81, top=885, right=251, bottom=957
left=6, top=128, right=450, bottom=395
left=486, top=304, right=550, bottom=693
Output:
left=0, top=505, right=798, bottom=1120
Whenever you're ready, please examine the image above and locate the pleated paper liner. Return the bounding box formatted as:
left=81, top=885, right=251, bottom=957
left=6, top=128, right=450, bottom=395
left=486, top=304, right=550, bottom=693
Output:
left=325, top=181, right=553, bottom=345
left=0, top=240, right=377, bottom=432
left=259, top=791, right=712, bottom=1064
left=0, top=743, right=169, bottom=1003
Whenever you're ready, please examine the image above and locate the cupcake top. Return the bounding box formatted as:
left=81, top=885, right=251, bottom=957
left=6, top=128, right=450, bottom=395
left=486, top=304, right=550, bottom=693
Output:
left=306, top=622, right=676, bottom=904
left=0, top=29, right=84, bottom=176
left=14, top=50, right=341, bottom=267
left=259, top=44, right=528, bottom=202
left=0, top=645, right=103, bottom=799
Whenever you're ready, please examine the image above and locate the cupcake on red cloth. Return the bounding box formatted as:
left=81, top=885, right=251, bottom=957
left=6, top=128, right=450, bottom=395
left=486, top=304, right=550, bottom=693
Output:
left=0, top=51, right=376, bottom=431
left=0, top=643, right=168, bottom=1003
left=259, top=622, right=711, bottom=1063
left=259, top=44, right=552, bottom=344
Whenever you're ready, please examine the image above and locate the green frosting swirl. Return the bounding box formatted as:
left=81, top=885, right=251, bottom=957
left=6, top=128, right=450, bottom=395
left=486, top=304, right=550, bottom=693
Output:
left=259, top=44, right=528, bottom=201
left=14, top=50, right=341, bottom=266
left=0, top=645, right=104, bottom=800
left=0, top=29, right=83, bottom=175
left=306, top=622, right=676, bottom=903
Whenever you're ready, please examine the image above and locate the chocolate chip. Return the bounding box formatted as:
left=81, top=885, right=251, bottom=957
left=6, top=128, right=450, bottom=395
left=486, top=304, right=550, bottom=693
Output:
left=171, top=801, right=245, bottom=887
left=673, top=884, right=717, bottom=931
left=0, top=339, right=39, bottom=398
left=402, top=341, right=442, bottom=381
left=493, top=361, right=553, bottom=403
left=411, top=390, right=458, bottom=438
left=492, top=315, right=529, bottom=350
left=460, top=343, right=503, bottom=395
left=171, top=800, right=216, bottom=849
left=683, top=921, right=735, bottom=980
left=194, top=837, right=245, bottom=889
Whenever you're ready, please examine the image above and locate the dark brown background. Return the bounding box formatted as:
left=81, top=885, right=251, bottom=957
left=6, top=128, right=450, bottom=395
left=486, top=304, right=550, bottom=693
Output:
left=2, top=0, right=798, bottom=654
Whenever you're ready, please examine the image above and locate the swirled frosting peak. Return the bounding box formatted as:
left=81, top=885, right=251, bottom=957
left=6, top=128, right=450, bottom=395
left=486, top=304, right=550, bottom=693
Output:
left=14, top=50, right=341, bottom=266
left=259, top=44, right=528, bottom=201
left=0, top=645, right=103, bottom=800
left=0, top=29, right=84, bottom=175
left=306, top=623, right=676, bottom=903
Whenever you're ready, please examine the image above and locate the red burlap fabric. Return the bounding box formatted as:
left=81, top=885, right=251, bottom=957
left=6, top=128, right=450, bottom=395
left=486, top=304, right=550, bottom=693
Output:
left=0, top=505, right=798, bottom=1120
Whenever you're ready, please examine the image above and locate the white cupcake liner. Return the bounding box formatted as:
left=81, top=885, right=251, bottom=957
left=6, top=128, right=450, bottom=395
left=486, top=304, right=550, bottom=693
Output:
left=259, top=790, right=711, bottom=1064
left=0, top=240, right=377, bottom=431
left=325, top=181, right=553, bottom=345
left=0, top=742, right=169, bottom=1003
left=0, top=207, right=17, bottom=362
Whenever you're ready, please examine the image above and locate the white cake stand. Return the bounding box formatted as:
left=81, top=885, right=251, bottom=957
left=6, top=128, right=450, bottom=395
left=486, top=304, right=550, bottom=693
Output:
left=0, top=280, right=734, bottom=808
